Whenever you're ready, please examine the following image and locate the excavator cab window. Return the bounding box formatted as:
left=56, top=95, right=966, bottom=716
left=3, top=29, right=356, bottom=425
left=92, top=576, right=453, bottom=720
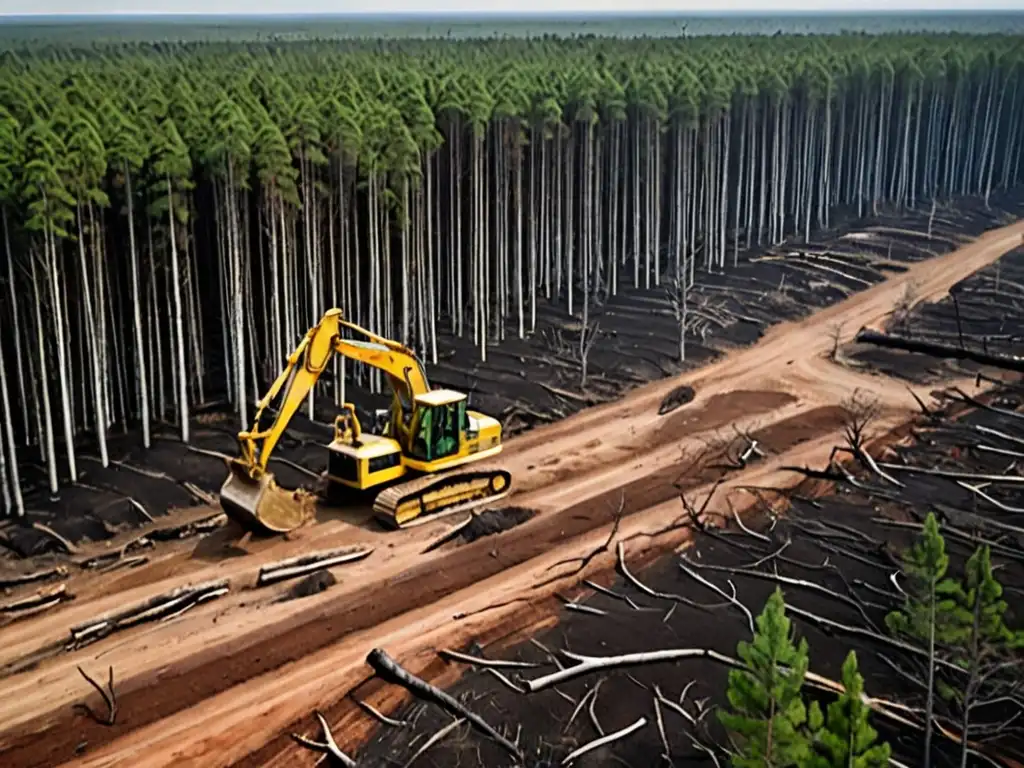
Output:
left=410, top=402, right=462, bottom=462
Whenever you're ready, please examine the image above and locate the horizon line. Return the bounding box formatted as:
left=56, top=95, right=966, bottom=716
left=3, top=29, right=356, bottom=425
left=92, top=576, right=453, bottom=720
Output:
left=3, top=8, right=1024, bottom=19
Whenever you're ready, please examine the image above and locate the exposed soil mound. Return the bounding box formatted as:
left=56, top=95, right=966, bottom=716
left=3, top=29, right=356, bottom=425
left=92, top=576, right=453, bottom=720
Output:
left=658, top=385, right=696, bottom=415
left=284, top=569, right=337, bottom=601
left=460, top=507, right=537, bottom=543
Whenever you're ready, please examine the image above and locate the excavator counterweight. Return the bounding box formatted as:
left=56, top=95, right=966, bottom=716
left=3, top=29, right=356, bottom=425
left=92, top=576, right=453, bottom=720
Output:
left=218, top=309, right=512, bottom=535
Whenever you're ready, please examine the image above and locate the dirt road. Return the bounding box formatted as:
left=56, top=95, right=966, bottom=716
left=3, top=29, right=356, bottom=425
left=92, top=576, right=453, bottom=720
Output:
left=2, top=221, right=1022, bottom=768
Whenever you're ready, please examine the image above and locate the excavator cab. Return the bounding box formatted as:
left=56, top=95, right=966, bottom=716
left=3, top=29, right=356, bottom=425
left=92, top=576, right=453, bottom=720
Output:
left=371, top=408, right=390, bottom=435
left=403, top=390, right=500, bottom=468
left=408, top=395, right=465, bottom=462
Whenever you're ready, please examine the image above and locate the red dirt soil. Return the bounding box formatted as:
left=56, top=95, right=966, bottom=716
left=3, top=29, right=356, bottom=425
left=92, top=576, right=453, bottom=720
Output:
left=1, top=221, right=1022, bottom=768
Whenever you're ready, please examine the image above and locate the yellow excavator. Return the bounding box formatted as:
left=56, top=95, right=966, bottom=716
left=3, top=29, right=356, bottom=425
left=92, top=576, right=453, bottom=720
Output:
left=219, top=308, right=511, bottom=534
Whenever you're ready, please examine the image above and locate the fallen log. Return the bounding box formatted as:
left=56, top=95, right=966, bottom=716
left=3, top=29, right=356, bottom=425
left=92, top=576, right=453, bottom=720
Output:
left=525, top=647, right=742, bottom=692
left=854, top=328, right=1024, bottom=373
left=0, top=583, right=71, bottom=616
left=256, top=546, right=374, bottom=587
left=367, top=648, right=521, bottom=759
left=67, top=579, right=229, bottom=649
left=875, top=462, right=1024, bottom=486
left=0, top=565, right=68, bottom=588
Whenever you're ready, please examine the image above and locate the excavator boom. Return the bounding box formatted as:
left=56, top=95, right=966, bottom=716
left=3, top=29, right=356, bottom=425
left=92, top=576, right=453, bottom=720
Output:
left=219, top=308, right=510, bottom=535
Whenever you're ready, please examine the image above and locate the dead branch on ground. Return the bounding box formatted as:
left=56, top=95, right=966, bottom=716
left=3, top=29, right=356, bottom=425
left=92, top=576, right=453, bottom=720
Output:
left=680, top=554, right=879, bottom=631
left=561, top=716, right=646, bottom=765
left=874, top=462, right=1024, bottom=487
left=941, top=387, right=1024, bottom=423
left=524, top=644, right=943, bottom=744
left=525, top=647, right=741, bottom=692
left=185, top=445, right=233, bottom=462
left=582, top=578, right=646, bottom=610
left=673, top=476, right=726, bottom=533
left=617, top=542, right=729, bottom=616
left=98, top=555, right=149, bottom=574
left=183, top=481, right=217, bottom=506
left=74, top=665, right=117, bottom=725
left=831, top=389, right=904, bottom=488
left=438, top=648, right=542, bottom=670
left=706, top=425, right=767, bottom=471
left=557, top=592, right=609, bottom=617
left=401, top=718, right=465, bottom=768
left=536, top=495, right=624, bottom=588
left=655, top=682, right=726, bottom=765
left=78, top=512, right=228, bottom=570
left=291, top=710, right=358, bottom=767
left=677, top=560, right=754, bottom=635
left=354, top=697, right=409, bottom=728
left=367, top=648, right=521, bottom=759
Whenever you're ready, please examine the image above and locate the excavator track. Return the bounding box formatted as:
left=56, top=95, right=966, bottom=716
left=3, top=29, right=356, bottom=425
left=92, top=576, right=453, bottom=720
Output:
left=372, top=468, right=512, bottom=529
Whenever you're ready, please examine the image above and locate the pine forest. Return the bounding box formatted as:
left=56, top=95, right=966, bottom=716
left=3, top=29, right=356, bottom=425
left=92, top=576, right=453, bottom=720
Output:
left=1, top=32, right=1024, bottom=514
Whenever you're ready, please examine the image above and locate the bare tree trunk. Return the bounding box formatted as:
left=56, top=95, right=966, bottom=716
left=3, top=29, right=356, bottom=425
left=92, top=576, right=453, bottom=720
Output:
left=125, top=166, right=151, bottom=448
left=46, top=222, right=77, bottom=482
left=30, top=248, right=58, bottom=495
left=0, top=343, right=22, bottom=514
left=167, top=177, right=189, bottom=442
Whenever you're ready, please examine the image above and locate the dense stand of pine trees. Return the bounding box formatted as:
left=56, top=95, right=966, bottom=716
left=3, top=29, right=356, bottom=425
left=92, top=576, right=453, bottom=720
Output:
left=1, top=33, right=1023, bottom=513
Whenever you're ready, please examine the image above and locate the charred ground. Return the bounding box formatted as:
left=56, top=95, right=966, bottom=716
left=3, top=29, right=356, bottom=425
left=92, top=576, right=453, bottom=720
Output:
left=352, top=382, right=1024, bottom=768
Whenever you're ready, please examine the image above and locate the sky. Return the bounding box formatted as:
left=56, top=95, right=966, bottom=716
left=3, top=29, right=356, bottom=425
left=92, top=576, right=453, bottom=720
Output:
left=2, top=0, right=1023, bottom=16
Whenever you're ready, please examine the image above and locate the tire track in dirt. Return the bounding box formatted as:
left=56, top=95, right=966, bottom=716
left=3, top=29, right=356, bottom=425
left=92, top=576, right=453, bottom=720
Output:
left=1, top=221, right=1022, bottom=768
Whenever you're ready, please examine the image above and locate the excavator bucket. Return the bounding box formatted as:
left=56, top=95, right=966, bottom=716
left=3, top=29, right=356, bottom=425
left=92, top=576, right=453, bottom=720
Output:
left=219, top=461, right=316, bottom=535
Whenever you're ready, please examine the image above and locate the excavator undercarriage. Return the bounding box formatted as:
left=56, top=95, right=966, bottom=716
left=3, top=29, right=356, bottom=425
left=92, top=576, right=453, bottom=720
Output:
left=371, top=468, right=512, bottom=528
left=218, top=309, right=513, bottom=535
